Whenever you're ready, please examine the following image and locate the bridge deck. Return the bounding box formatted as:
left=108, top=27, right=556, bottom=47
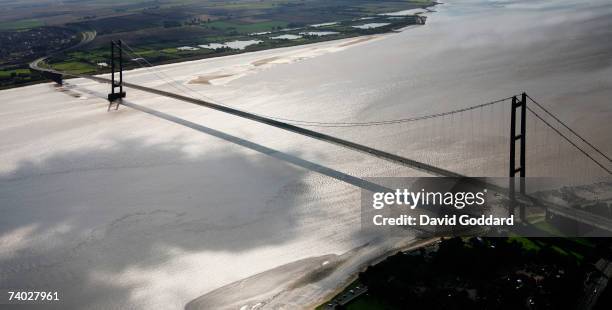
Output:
left=29, top=62, right=612, bottom=234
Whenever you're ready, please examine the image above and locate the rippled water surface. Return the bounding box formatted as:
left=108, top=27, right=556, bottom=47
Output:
left=1, top=1, right=611, bottom=309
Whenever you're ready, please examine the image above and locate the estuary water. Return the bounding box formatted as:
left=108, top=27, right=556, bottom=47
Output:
left=1, top=1, right=611, bottom=309
left=191, top=0, right=612, bottom=178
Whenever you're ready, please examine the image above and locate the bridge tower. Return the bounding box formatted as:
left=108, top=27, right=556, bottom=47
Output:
left=108, top=40, right=126, bottom=103
left=509, top=92, right=527, bottom=219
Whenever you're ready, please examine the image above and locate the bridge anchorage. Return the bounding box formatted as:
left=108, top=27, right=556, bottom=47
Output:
left=107, top=40, right=126, bottom=109
left=40, top=70, right=63, bottom=86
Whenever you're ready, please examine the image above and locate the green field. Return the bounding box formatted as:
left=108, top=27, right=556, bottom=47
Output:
left=205, top=20, right=289, bottom=34
left=51, top=62, right=96, bottom=74
left=0, top=69, right=31, bottom=78
left=0, top=19, right=43, bottom=30
left=1, top=0, right=434, bottom=89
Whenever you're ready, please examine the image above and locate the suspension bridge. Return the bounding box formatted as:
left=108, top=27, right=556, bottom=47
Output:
left=30, top=40, right=612, bottom=234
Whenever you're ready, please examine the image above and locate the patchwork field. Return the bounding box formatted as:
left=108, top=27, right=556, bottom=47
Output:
left=0, top=0, right=434, bottom=89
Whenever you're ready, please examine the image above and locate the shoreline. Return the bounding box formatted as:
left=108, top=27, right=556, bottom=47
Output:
left=16, top=2, right=440, bottom=91
left=19, top=33, right=386, bottom=91
left=183, top=237, right=442, bottom=310
left=7, top=3, right=446, bottom=309
left=310, top=237, right=441, bottom=309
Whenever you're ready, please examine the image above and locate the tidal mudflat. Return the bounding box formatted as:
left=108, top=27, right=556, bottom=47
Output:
left=1, top=0, right=611, bottom=309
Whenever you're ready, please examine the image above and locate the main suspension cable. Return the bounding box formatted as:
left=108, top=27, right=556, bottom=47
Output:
left=121, top=42, right=516, bottom=128
left=526, top=94, right=611, bottom=163
left=526, top=106, right=611, bottom=174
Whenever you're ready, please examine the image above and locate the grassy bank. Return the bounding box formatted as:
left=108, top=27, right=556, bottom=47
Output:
left=320, top=236, right=610, bottom=309
left=1, top=0, right=436, bottom=89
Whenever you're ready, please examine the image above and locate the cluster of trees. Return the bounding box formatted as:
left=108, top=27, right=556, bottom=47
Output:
left=358, top=237, right=600, bottom=309
left=0, top=70, right=42, bottom=89
left=0, top=27, right=76, bottom=66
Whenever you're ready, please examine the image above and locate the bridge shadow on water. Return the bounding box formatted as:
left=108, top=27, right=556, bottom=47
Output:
left=121, top=99, right=391, bottom=194
left=75, top=84, right=391, bottom=194
left=0, top=85, right=394, bottom=309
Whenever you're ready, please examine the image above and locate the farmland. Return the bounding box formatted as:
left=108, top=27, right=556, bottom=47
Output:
left=0, top=0, right=435, bottom=89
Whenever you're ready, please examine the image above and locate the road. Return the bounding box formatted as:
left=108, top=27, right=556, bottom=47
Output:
left=29, top=30, right=96, bottom=71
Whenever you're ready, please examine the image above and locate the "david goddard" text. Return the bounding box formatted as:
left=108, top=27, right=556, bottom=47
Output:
left=372, top=214, right=514, bottom=226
